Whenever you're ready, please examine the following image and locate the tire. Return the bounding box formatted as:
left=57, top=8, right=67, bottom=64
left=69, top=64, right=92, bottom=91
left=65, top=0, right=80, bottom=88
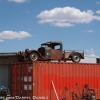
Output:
left=71, top=53, right=81, bottom=63
left=29, top=52, right=39, bottom=61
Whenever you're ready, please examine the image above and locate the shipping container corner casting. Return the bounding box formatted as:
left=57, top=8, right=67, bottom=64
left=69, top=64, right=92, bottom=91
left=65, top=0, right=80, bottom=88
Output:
left=16, top=41, right=84, bottom=63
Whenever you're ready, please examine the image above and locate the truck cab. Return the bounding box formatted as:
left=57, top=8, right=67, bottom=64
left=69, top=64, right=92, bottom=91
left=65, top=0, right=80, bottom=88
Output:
left=38, top=41, right=63, bottom=60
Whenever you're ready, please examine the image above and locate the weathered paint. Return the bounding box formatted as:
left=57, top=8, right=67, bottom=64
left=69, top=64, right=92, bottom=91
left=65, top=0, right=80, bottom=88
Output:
left=11, top=62, right=100, bottom=100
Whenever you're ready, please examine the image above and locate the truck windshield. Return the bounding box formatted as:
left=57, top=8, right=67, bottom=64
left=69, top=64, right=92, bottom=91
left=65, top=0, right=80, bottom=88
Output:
left=41, top=42, right=63, bottom=50
left=41, top=44, right=61, bottom=50
left=54, top=45, right=60, bottom=50
left=41, top=44, right=49, bottom=47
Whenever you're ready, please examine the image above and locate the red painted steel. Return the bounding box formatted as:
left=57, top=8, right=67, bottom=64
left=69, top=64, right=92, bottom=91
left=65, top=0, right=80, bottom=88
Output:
left=11, top=62, right=100, bottom=100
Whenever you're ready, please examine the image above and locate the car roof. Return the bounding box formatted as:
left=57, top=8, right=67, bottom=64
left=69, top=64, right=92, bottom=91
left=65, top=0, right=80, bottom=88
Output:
left=41, top=41, right=62, bottom=45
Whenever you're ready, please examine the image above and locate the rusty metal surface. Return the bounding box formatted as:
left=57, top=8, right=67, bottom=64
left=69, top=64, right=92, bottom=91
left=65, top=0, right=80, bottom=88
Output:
left=0, top=56, right=18, bottom=64
left=11, top=62, right=100, bottom=100
left=64, top=52, right=72, bottom=58
left=11, top=62, right=34, bottom=100
left=50, top=49, right=63, bottom=59
left=16, top=41, right=84, bottom=63
left=0, top=52, right=18, bottom=64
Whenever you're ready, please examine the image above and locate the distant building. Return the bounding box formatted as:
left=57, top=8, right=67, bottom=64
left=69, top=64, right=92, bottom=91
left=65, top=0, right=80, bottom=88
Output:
left=80, top=55, right=100, bottom=64
left=96, top=58, right=100, bottom=63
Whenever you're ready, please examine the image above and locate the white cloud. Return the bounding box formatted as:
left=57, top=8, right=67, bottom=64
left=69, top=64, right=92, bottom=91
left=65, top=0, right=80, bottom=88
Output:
left=81, top=48, right=100, bottom=63
left=96, top=10, right=100, bottom=14
left=8, top=0, right=29, bottom=3
left=85, top=48, right=99, bottom=58
left=0, top=30, right=31, bottom=41
left=37, top=6, right=100, bottom=27
left=96, top=2, right=100, bottom=4
left=82, top=29, right=95, bottom=33
left=53, top=22, right=74, bottom=27
left=87, top=30, right=95, bottom=32
left=0, top=39, right=4, bottom=42
left=86, top=48, right=96, bottom=54
left=88, top=54, right=99, bottom=57
left=26, top=11, right=30, bottom=13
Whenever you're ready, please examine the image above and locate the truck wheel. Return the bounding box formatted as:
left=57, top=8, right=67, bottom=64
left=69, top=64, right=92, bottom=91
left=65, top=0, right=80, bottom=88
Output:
left=29, top=52, right=39, bottom=61
left=71, top=53, right=81, bottom=63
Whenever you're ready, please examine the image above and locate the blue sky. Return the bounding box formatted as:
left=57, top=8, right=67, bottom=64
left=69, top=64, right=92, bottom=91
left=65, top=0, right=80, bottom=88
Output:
left=0, top=0, right=100, bottom=57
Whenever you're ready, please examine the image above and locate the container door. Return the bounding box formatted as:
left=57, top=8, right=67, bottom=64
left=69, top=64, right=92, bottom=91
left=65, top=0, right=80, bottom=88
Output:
left=11, top=62, right=34, bottom=100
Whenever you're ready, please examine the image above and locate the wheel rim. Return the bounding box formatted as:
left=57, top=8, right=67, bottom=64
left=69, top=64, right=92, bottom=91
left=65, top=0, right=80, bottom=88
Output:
left=30, top=53, right=38, bottom=61
left=72, top=54, right=80, bottom=62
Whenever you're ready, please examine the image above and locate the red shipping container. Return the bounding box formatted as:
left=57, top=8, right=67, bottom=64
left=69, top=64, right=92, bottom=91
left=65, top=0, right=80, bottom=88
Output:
left=11, top=62, right=100, bottom=100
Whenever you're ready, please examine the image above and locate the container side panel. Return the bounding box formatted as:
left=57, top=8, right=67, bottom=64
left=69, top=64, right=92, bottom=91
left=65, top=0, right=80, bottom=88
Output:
left=11, top=62, right=100, bottom=100
left=34, top=62, right=100, bottom=100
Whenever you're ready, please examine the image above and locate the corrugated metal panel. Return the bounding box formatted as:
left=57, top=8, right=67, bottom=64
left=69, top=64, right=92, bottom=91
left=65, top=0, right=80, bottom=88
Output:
left=11, top=62, right=100, bottom=100
left=11, top=62, right=33, bottom=98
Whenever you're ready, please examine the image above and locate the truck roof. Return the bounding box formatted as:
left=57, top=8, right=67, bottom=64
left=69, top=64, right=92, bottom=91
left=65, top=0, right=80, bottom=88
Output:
left=41, top=41, right=62, bottom=46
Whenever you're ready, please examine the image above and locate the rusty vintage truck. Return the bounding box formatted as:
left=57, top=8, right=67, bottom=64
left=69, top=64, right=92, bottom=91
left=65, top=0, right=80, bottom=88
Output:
left=16, top=41, right=84, bottom=62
